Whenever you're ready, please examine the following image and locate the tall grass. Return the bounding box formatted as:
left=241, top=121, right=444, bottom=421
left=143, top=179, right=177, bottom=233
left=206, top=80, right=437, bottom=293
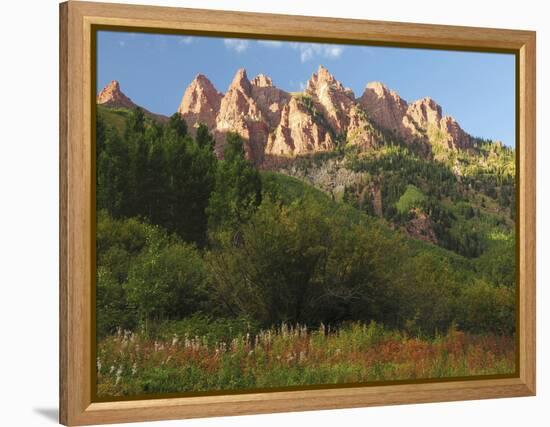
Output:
left=97, top=322, right=515, bottom=397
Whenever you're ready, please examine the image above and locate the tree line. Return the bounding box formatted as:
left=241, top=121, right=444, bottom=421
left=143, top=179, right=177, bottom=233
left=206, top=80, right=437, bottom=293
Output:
left=96, top=107, right=515, bottom=340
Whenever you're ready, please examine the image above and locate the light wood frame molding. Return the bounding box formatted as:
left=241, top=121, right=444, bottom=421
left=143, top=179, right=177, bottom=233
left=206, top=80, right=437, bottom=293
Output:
left=59, top=1, right=536, bottom=425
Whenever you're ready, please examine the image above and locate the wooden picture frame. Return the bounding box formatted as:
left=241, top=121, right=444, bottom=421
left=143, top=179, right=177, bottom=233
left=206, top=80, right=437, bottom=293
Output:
left=59, top=1, right=536, bottom=425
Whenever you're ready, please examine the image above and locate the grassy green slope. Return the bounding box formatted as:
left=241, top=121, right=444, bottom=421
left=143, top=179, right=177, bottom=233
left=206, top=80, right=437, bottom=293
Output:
left=97, top=104, right=168, bottom=134
left=261, top=171, right=479, bottom=277
left=96, top=105, right=132, bottom=134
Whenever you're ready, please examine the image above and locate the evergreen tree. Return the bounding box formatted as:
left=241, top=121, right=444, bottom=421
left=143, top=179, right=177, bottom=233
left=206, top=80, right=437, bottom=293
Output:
left=195, top=123, right=215, bottom=149
left=126, top=107, right=145, bottom=135
left=143, top=141, right=170, bottom=226
left=167, top=133, right=217, bottom=246
left=167, top=113, right=188, bottom=138
left=96, top=125, right=129, bottom=217
left=207, top=132, right=262, bottom=234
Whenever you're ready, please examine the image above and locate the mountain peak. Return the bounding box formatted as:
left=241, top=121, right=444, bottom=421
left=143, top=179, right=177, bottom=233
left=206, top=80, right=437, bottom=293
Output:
left=359, top=82, right=410, bottom=138
left=407, top=97, right=443, bottom=127
left=306, top=65, right=346, bottom=95
left=229, top=68, right=252, bottom=93
left=97, top=80, right=135, bottom=109
left=314, top=65, right=338, bottom=84
left=177, top=74, right=222, bottom=129
left=193, top=73, right=213, bottom=85
left=366, top=81, right=391, bottom=96
left=251, top=74, right=273, bottom=88
left=106, top=80, right=120, bottom=91
left=317, top=64, right=332, bottom=79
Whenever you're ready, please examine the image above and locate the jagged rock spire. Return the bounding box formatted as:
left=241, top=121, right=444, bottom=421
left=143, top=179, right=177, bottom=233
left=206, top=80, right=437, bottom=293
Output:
left=97, top=80, right=136, bottom=109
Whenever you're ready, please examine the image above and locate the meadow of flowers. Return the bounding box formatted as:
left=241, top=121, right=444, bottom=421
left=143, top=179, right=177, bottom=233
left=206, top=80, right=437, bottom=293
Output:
left=96, top=321, right=515, bottom=397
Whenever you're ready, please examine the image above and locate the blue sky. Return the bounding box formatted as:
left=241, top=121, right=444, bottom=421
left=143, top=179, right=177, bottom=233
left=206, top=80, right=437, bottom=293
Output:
left=97, top=31, right=516, bottom=147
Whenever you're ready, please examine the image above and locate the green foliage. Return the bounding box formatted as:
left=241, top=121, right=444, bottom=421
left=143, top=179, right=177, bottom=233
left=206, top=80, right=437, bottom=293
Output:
left=96, top=266, right=137, bottom=337
left=96, top=211, right=208, bottom=337
left=207, top=195, right=334, bottom=325
left=261, top=172, right=330, bottom=205
left=96, top=126, right=130, bottom=217
left=343, top=142, right=515, bottom=259
left=456, top=280, right=515, bottom=335
left=195, top=123, right=215, bottom=148
left=395, top=184, right=427, bottom=214
left=167, top=113, right=188, bottom=138
left=475, top=233, right=516, bottom=287
left=397, top=252, right=462, bottom=334
left=125, top=242, right=207, bottom=328
left=96, top=211, right=162, bottom=337
left=206, top=132, right=262, bottom=233
left=96, top=109, right=217, bottom=247
left=164, top=131, right=217, bottom=246
left=95, top=102, right=517, bottom=363
left=206, top=181, right=481, bottom=334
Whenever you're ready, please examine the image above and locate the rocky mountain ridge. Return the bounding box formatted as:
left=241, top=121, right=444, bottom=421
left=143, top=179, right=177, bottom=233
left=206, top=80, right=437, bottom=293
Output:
left=98, top=66, right=476, bottom=164
left=97, top=80, right=168, bottom=122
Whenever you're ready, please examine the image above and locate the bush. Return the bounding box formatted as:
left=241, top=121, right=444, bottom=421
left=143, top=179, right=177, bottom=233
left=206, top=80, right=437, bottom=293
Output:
left=125, top=242, right=208, bottom=329
left=457, top=280, right=515, bottom=335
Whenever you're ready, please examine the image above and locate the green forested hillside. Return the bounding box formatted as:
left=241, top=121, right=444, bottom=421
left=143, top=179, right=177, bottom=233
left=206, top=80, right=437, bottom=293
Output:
left=279, top=134, right=515, bottom=261
left=95, top=106, right=516, bottom=396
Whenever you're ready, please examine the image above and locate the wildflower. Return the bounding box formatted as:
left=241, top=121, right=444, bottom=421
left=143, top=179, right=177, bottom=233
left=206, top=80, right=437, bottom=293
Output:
left=115, top=366, right=123, bottom=386
left=96, top=357, right=102, bottom=373
left=172, top=334, right=179, bottom=347
left=109, top=365, right=115, bottom=374
left=131, top=362, right=137, bottom=375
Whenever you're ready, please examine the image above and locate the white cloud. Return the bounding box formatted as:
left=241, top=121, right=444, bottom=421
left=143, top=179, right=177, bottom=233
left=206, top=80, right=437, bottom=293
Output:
left=178, top=36, right=193, bottom=45
left=257, top=40, right=284, bottom=48
left=224, top=38, right=250, bottom=53
left=324, top=45, right=344, bottom=58
left=223, top=38, right=344, bottom=60
left=290, top=42, right=344, bottom=63
left=118, top=40, right=126, bottom=48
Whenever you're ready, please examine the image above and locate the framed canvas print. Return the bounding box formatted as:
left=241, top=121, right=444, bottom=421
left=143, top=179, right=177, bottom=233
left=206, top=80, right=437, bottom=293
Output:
left=59, top=1, right=536, bottom=425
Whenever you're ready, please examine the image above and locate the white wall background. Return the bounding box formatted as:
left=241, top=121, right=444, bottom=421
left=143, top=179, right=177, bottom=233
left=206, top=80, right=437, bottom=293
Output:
left=0, top=0, right=546, bottom=425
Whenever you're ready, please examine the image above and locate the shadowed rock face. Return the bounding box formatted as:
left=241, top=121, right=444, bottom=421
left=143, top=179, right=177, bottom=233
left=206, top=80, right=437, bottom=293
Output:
left=359, top=82, right=410, bottom=137
left=266, top=97, right=334, bottom=156
left=305, top=65, right=356, bottom=134
left=251, top=74, right=290, bottom=129
left=99, top=66, right=475, bottom=165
